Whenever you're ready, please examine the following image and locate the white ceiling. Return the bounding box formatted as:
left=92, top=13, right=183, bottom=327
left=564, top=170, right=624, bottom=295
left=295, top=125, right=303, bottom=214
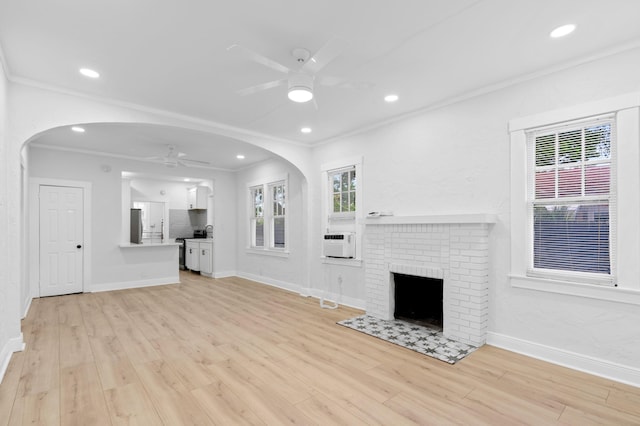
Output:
left=2, top=0, right=640, bottom=168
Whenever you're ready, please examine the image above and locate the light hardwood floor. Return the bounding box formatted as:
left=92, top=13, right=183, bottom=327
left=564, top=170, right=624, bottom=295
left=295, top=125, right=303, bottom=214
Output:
left=2, top=271, right=640, bottom=425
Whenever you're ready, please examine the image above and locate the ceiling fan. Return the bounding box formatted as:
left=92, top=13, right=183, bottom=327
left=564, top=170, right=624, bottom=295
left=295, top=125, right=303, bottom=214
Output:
left=228, top=38, right=363, bottom=104
left=146, top=145, right=210, bottom=168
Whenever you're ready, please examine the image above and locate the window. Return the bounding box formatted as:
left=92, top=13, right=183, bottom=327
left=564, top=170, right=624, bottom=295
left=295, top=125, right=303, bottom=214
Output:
left=329, top=166, right=356, bottom=216
left=248, top=177, right=287, bottom=252
left=250, top=185, right=264, bottom=247
left=527, top=115, right=615, bottom=283
left=270, top=182, right=286, bottom=248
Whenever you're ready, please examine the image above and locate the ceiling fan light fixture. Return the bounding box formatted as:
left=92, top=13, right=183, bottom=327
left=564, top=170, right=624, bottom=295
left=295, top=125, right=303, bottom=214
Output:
left=288, top=87, right=313, bottom=103
left=288, top=73, right=314, bottom=103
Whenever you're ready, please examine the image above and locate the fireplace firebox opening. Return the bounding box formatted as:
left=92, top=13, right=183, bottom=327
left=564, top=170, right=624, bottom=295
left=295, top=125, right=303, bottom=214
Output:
left=393, top=273, right=443, bottom=330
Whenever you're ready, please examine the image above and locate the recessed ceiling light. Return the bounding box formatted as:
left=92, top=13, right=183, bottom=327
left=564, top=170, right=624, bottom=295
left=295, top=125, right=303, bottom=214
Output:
left=184, top=178, right=190, bottom=182
left=550, top=24, right=576, bottom=38
left=79, top=67, right=100, bottom=78
left=384, top=94, right=399, bottom=103
left=300, top=127, right=312, bottom=134
left=236, top=154, right=245, bottom=160
left=71, top=126, right=85, bottom=133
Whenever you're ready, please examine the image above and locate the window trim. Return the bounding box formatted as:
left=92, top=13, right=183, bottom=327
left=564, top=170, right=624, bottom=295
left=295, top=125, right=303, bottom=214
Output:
left=328, top=165, right=357, bottom=219
left=246, top=174, right=289, bottom=256
left=509, top=92, right=640, bottom=300
left=320, top=157, right=364, bottom=262
left=525, top=116, right=616, bottom=286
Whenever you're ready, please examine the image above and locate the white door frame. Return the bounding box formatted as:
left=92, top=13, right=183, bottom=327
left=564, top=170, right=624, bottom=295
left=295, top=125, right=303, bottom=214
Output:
left=29, top=178, right=92, bottom=298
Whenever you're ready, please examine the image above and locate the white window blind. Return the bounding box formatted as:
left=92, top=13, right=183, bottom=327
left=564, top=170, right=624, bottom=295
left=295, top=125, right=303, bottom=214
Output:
left=526, top=115, right=616, bottom=284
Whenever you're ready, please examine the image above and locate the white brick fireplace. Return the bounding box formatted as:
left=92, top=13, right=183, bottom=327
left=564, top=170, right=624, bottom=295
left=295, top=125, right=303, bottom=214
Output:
left=363, top=215, right=496, bottom=347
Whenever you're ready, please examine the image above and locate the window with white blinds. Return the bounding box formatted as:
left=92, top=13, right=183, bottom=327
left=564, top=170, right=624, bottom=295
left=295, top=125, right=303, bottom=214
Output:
left=526, top=115, right=616, bottom=284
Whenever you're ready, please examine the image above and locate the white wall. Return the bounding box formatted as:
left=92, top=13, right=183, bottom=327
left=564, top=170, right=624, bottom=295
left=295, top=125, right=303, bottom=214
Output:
left=0, top=59, right=24, bottom=382
left=310, top=47, right=640, bottom=384
left=28, top=146, right=237, bottom=291
left=235, top=158, right=307, bottom=292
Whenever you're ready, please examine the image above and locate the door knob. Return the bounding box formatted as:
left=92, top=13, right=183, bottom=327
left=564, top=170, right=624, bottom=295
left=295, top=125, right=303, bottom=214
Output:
left=76, top=244, right=82, bottom=249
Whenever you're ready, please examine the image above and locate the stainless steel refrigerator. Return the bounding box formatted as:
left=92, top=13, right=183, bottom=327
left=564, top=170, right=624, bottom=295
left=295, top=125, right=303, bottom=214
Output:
left=130, top=208, right=143, bottom=244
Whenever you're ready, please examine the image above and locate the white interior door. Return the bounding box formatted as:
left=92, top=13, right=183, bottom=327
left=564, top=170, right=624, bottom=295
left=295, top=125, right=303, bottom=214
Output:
left=39, top=185, right=84, bottom=297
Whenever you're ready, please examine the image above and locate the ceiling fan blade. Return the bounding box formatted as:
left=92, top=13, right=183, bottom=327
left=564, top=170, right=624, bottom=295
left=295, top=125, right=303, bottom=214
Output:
left=318, top=75, right=375, bottom=90
left=179, top=158, right=211, bottom=166
left=237, top=79, right=287, bottom=96
left=301, top=37, right=346, bottom=74
left=227, top=44, right=291, bottom=74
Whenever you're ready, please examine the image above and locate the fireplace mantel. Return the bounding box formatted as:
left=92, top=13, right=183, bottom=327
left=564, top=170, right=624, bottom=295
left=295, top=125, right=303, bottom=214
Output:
left=362, top=213, right=497, bottom=226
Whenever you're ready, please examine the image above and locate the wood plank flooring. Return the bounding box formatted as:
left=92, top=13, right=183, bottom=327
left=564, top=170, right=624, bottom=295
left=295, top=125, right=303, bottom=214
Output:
left=2, top=271, right=640, bottom=425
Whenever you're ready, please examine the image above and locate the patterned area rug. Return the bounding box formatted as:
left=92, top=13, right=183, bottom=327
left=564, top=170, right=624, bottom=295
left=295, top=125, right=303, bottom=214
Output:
left=337, top=315, right=477, bottom=364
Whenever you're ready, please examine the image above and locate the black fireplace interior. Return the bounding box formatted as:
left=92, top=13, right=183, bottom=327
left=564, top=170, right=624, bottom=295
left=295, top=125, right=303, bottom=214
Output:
left=394, top=273, right=443, bottom=329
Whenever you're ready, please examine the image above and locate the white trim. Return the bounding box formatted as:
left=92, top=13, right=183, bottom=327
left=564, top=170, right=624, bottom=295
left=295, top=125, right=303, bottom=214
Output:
left=362, top=214, right=497, bottom=225
left=89, top=276, right=179, bottom=293
left=314, top=41, right=640, bottom=147
left=245, top=248, right=290, bottom=258
left=236, top=272, right=301, bottom=294
left=0, top=335, right=25, bottom=384
left=509, top=274, right=640, bottom=305
left=235, top=272, right=367, bottom=310
left=29, top=142, right=235, bottom=172
left=29, top=178, right=92, bottom=298
left=510, top=97, right=640, bottom=295
left=487, top=332, right=640, bottom=388
left=320, top=157, right=363, bottom=173
left=213, top=270, right=236, bottom=279
left=22, top=296, right=32, bottom=320
left=509, top=92, right=640, bottom=131
left=302, top=287, right=366, bottom=310
left=246, top=174, right=289, bottom=252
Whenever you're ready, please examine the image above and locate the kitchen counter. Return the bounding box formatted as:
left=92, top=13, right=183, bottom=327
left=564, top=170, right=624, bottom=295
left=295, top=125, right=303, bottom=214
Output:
left=119, top=241, right=181, bottom=248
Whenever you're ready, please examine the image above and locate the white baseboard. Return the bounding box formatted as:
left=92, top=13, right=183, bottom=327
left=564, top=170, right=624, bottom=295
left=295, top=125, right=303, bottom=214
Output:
left=302, top=287, right=366, bottom=310
left=214, top=270, right=236, bottom=279
left=22, top=296, right=32, bottom=320
left=236, top=272, right=301, bottom=294
left=89, top=276, right=180, bottom=293
left=0, top=335, right=25, bottom=384
left=234, top=272, right=366, bottom=311
left=487, top=332, right=640, bottom=388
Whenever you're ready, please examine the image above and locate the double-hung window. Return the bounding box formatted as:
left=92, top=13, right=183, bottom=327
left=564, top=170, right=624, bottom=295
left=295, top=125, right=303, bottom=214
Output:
left=329, top=166, right=356, bottom=217
left=527, top=115, right=616, bottom=284
left=249, top=177, right=287, bottom=251
left=270, top=182, right=286, bottom=248
left=250, top=185, right=264, bottom=248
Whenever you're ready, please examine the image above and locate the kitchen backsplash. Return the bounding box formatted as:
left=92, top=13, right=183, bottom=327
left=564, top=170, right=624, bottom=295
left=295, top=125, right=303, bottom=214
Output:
left=169, top=209, right=207, bottom=238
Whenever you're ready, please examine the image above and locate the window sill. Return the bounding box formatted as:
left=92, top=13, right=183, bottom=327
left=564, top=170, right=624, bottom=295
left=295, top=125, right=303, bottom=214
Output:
left=321, top=257, right=362, bottom=268
left=509, top=274, right=640, bottom=306
left=245, top=247, right=290, bottom=258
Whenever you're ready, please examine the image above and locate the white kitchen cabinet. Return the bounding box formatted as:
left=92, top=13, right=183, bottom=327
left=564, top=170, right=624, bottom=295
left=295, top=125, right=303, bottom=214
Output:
left=187, top=186, right=209, bottom=210
left=185, top=239, right=213, bottom=277
left=198, top=240, right=213, bottom=275
left=186, top=240, right=200, bottom=271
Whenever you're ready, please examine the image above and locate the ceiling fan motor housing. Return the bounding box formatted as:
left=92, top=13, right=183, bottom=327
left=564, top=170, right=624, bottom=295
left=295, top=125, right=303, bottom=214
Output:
left=288, top=73, right=314, bottom=102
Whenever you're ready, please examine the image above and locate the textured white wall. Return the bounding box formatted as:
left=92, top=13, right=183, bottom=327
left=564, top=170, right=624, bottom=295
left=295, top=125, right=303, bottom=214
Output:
left=234, top=157, right=307, bottom=291
left=0, top=59, right=24, bottom=381
left=310, top=47, right=640, bottom=382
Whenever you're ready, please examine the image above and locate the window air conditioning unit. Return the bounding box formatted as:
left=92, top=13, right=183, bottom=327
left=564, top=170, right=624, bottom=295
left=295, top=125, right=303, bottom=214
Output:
left=323, top=232, right=355, bottom=258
